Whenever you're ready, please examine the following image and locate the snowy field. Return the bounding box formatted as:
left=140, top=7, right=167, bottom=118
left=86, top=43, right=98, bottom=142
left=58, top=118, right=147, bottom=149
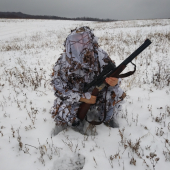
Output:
left=0, top=18, right=170, bottom=170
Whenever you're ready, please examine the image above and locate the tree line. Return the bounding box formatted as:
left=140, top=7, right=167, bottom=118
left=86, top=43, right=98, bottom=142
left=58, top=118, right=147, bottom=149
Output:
left=0, top=12, right=117, bottom=22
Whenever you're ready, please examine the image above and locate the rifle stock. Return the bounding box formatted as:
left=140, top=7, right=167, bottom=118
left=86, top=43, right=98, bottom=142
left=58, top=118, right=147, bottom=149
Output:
left=77, top=88, right=98, bottom=120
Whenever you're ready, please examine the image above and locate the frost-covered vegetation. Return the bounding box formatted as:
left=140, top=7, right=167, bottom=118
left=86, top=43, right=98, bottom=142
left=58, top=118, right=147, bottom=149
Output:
left=0, top=19, right=170, bottom=170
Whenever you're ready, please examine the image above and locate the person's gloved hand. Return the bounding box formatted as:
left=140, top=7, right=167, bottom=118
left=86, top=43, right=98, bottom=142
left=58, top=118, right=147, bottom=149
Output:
left=105, top=77, right=118, bottom=86
left=79, top=95, right=96, bottom=104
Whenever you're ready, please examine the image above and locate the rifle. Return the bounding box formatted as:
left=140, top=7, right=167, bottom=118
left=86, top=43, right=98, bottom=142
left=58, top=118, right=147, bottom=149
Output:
left=77, top=39, right=152, bottom=124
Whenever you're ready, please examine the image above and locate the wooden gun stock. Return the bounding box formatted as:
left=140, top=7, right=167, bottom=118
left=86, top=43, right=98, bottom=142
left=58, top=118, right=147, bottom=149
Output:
left=77, top=88, right=99, bottom=121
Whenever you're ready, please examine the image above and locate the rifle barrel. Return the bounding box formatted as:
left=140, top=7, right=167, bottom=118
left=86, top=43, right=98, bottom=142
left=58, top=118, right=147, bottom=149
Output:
left=121, top=39, right=151, bottom=66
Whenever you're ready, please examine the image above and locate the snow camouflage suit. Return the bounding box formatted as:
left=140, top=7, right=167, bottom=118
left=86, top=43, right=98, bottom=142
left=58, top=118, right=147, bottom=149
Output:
left=51, top=26, right=125, bottom=126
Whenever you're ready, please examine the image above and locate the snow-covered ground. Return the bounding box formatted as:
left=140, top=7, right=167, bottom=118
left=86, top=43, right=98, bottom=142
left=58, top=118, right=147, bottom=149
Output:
left=0, top=19, right=170, bottom=170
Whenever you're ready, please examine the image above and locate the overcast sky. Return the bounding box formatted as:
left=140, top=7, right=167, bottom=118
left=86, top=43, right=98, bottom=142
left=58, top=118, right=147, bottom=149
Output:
left=0, top=0, right=170, bottom=20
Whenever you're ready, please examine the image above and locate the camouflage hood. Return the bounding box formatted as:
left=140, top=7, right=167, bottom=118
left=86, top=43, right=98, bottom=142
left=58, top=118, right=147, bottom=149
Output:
left=64, top=26, right=109, bottom=74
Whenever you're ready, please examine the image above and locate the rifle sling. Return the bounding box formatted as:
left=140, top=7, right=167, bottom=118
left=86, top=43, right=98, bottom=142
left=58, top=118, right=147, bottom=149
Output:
left=118, top=62, right=136, bottom=78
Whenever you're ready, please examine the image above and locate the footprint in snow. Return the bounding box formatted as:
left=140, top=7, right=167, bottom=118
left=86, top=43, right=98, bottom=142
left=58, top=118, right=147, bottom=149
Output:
left=52, top=153, right=85, bottom=170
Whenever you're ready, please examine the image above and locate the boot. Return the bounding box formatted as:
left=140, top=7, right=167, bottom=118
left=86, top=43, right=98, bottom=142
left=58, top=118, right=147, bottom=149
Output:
left=104, top=117, right=119, bottom=128
left=71, top=119, right=98, bottom=136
